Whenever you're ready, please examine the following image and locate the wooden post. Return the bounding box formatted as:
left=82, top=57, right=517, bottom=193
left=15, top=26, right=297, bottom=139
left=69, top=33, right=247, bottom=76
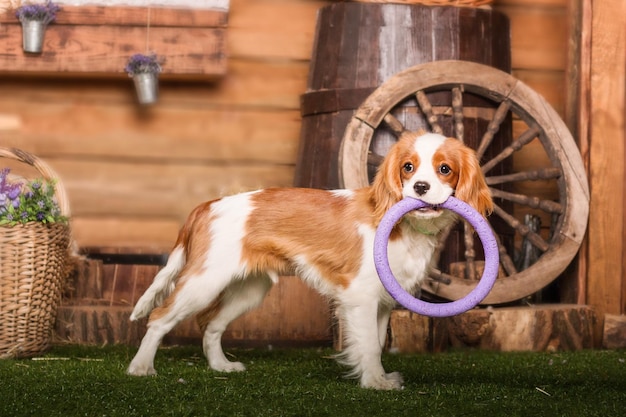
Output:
left=585, top=0, right=626, bottom=318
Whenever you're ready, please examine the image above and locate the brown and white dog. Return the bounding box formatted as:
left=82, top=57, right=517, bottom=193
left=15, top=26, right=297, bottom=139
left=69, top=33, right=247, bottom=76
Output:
left=127, top=131, right=493, bottom=390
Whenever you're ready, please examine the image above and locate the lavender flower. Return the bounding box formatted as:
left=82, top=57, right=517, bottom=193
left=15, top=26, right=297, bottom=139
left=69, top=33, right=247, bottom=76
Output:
left=15, top=1, right=61, bottom=26
left=124, top=53, right=164, bottom=77
left=8, top=186, right=21, bottom=200
left=0, top=167, right=66, bottom=226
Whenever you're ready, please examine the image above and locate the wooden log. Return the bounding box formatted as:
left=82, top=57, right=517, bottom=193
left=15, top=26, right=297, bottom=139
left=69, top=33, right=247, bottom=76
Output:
left=602, top=314, right=626, bottom=349
left=57, top=253, right=333, bottom=347
left=55, top=305, right=146, bottom=345
left=387, top=309, right=447, bottom=353
left=443, top=305, right=598, bottom=351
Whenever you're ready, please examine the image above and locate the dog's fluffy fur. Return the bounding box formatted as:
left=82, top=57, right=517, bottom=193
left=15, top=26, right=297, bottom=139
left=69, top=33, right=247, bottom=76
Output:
left=127, top=131, right=492, bottom=390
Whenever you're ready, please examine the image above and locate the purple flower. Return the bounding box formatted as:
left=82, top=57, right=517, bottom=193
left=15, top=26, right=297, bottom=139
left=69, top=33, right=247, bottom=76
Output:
left=15, top=1, right=61, bottom=26
left=7, top=185, right=21, bottom=200
left=124, top=53, right=163, bottom=76
left=36, top=212, right=45, bottom=221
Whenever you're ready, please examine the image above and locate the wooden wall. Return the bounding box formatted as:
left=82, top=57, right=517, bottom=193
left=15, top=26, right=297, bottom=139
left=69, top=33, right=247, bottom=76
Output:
left=0, top=0, right=323, bottom=249
left=0, top=0, right=572, bottom=251
left=5, top=0, right=622, bottom=318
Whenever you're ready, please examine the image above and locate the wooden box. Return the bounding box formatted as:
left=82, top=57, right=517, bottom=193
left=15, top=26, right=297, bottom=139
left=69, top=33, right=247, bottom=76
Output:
left=56, top=247, right=333, bottom=347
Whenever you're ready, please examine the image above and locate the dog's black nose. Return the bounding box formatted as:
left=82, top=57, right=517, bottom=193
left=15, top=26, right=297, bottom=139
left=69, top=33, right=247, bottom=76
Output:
left=413, top=181, right=430, bottom=196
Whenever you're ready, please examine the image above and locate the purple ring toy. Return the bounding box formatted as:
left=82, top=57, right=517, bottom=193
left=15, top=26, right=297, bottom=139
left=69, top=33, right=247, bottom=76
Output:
left=374, top=196, right=499, bottom=317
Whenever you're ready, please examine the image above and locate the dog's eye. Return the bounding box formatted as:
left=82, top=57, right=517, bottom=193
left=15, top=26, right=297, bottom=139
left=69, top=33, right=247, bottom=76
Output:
left=439, top=164, right=451, bottom=175
left=403, top=162, right=414, bottom=173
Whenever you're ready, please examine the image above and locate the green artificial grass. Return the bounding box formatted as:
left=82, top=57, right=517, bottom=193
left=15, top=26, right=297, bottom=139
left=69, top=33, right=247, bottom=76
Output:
left=1, top=345, right=625, bottom=417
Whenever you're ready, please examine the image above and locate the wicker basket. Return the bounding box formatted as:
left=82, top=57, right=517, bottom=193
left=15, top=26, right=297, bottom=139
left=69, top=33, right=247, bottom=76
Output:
left=0, top=148, right=72, bottom=358
left=343, top=1, right=493, bottom=6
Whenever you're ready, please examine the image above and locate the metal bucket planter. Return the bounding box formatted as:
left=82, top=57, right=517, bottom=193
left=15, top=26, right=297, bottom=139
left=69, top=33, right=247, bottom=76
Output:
left=20, top=20, right=47, bottom=54
left=132, top=73, right=159, bottom=105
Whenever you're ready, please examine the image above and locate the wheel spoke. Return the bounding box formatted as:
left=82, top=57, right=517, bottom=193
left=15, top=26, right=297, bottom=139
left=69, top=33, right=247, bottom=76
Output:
left=516, top=214, right=542, bottom=270
left=486, top=167, right=561, bottom=185
left=367, top=151, right=384, bottom=166
left=463, top=222, right=476, bottom=279
left=415, top=90, right=443, bottom=134
left=452, top=87, right=464, bottom=142
left=476, top=100, right=512, bottom=159
left=493, top=231, right=518, bottom=276
left=492, top=203, right=550, bottom=252
left=489, top=188, right=563, bottom=214
left=428, top=268, right=452, bottom=285
left=481, top=124, right=542, bottom=174
left=382, top=112, right=406, bottom=137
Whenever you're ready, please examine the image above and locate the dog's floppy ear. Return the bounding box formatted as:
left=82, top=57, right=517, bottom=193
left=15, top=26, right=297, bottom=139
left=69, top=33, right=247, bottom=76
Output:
left=370, top=134, right=415, bottom=222
left=453, top=145, right=493, bottom=217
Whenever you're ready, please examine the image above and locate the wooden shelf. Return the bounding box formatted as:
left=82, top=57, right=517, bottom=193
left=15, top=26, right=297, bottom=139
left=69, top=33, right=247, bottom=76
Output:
left=0, top=5, right=227, bottom=80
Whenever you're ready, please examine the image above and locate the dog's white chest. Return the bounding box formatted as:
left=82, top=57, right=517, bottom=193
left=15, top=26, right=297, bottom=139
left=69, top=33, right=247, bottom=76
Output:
left=386, top=233, right=437, bottom=292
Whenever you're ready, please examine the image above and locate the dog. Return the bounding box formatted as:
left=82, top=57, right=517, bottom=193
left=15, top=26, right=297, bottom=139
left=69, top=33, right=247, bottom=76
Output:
left=127, top=131, right=493, bottom=390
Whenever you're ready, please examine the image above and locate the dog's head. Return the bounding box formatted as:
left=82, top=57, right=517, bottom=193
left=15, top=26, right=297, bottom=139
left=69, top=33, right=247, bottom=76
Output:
left=371, top=131, right=493, bottom=222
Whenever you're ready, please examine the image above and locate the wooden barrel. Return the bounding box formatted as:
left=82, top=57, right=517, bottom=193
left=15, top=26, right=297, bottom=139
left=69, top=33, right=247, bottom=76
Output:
left=294, top=2, right=511, bottom=190
left=294, top=2, right=512, bottom=274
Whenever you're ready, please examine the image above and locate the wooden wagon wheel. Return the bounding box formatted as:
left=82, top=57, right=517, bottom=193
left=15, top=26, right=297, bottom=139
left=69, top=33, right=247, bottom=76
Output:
left=338, top=60, right=589, bottom=305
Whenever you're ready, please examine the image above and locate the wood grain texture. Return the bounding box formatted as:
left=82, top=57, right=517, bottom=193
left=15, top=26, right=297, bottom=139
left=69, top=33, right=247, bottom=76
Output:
left=57, top=256, right=333, bottom=346
left=0, top=6, right=227, bottom=78
left=444, top=305, right=597, bottom=351
left=586, top=0, right=626, bottom=316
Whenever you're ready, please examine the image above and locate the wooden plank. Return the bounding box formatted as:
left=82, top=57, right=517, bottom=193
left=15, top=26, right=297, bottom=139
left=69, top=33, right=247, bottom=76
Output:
left=0, top=5, right=229, bottom=26
left=0, top=25, right=226, bottom=77
left=0, top=58, right=308, bottom=108
left=501, top=6, right=569, bottom=71
left=44, top=159, right=295, bottom=218
left=71, top=217, right=181, bottom=248
left=586, top=0, right=626, bottom=316
left=0, top=5, right=227, bottom=78
left=512, top=70, right=566, bottom=117
left=496, top=0, right=567, bottom=6
left=0, top=104, right=302, bottom=165
left=228, top=0, right=326, bottom=60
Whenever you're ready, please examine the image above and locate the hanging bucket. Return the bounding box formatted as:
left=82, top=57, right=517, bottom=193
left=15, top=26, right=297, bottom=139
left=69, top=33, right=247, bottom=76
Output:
left=132, top=73, right=159, bottom=105
left=21, top=20, right=46, bottom=54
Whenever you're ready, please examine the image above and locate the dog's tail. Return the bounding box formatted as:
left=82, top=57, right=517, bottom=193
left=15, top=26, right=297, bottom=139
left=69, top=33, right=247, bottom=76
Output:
left=130, top=245, right=185, bottom=321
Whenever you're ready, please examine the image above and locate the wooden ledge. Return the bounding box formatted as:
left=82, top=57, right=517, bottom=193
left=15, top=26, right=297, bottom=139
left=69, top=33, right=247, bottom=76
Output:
left=0, top=5, right=228, bottom=79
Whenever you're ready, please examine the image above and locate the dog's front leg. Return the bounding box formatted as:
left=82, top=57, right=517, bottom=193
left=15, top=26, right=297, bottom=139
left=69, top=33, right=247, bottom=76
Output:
left=338, top=301, right=403, bottom=390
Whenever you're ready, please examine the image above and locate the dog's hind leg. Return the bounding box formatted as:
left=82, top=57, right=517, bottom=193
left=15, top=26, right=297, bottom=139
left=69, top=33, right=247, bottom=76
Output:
left=127, top=268, right=241, bottom=376
left=198, top=273, right=274, bottom=372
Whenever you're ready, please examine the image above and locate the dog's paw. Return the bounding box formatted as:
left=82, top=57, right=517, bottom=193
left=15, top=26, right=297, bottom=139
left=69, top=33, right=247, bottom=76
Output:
left=360, top=372, right=404, bottom=390
left=385, top=371, right=404, bottom=386
left=211, top=361, right=247, bottom=373
left=127, top=362, right=157, bottom=377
